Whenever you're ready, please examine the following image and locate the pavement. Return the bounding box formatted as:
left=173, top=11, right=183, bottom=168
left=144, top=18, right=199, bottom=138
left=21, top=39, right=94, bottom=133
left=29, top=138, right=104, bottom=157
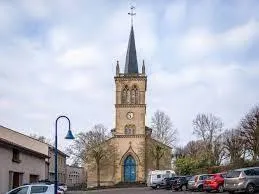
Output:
left=67, top=187, right=259, bottom=194
left=67, top=187, right=219, bottom=194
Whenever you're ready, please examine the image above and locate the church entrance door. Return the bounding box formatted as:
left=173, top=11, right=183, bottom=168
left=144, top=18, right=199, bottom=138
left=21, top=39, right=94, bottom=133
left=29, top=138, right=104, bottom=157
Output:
left=124, top=155, right=136, bottom=182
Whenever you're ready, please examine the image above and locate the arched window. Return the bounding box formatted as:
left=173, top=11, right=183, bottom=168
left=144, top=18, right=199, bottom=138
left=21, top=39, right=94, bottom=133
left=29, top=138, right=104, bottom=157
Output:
left=131, top=85, right=139, bottom=104
left=131, top=89, right=136, bottom=104
left=127, top=89, right=131, bottom=104
left=125, top=125, right=136, bottom=135
left=135, top=88, right=139, bottom=104
left=122, top=85, right=128, bottom=104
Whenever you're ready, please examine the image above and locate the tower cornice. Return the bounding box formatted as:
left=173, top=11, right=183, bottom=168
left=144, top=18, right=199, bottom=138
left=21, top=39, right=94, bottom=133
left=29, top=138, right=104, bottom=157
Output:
left=115, top=104, right=146, bottom=108
left=114, top=75, right=147, bottom=81
left=114, top=134, right=146, bottom=138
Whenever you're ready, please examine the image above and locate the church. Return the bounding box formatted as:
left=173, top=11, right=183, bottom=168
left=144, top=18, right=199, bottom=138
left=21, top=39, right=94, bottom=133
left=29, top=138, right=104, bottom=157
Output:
left=86, top=11, right=172, bottom=187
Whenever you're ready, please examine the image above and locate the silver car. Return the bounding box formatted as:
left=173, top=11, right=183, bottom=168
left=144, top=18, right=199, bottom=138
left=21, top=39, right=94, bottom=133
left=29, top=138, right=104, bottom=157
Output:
left=224, top=167, right=259, bottom=194
left=188, top=174, right=211, bottom=191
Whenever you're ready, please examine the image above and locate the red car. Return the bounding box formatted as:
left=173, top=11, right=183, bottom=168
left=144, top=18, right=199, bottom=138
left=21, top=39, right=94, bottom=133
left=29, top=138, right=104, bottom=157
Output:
left=204, top=173, right=226, bottom=193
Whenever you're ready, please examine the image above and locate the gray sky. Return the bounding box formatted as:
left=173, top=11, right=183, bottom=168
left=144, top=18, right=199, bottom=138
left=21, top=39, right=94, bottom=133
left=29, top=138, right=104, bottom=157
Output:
left=1, top=0, right=259, bottom=152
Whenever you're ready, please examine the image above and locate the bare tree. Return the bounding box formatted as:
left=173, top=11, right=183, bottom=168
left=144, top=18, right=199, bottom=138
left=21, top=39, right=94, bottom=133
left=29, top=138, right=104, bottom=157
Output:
left=142, top=138, right=172, bottom=170
left=193, top=113, right=223, bottom=143
left=173, top=146, right=187, bottom=159
left=223, top=128, right=244, bottom=165
left=184, top=140, right=206, bottom=159
left=151, top=110, right=178, bottom=147
left=192, top=113, right=224, bottom=166
left=240, top=105, right=259, bottom=161
left=212, top=134, right=226, bottom=165
left=67, top=124, right=117, bottom=187
left=144, top=110, right=177, bottom=170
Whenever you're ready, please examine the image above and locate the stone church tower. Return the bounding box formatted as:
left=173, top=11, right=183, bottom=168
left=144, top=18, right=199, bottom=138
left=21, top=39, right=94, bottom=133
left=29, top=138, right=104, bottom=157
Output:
left=112, top=24, right=147, bottom=183
left=86, top=12, right=172, bottom=187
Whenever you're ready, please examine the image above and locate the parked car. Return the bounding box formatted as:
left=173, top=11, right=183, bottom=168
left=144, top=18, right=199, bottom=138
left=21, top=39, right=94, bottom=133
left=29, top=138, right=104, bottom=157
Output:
left=6, top=184, right=64, bottom=194
left=188, top=174, right=211, bottom=191
left=147, top=170, right=175, bottom=189
left=171, top=176, right=189, bottom=191
left=204, top=173, right=225, bottom=193
left=58, top=183, right=67, bottom=192
left=224, top=167, right=259, bottom=194
left=163, top=176, right=180, bottom=190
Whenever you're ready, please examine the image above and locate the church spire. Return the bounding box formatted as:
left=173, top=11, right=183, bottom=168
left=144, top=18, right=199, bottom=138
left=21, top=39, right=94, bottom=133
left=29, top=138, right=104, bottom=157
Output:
left=124, top=6, right=138, bottom=74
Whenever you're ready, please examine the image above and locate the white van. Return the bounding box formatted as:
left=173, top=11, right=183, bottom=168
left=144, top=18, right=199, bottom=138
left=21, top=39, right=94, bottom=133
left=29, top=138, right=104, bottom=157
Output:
left=147, top=170, right=175, bottom=189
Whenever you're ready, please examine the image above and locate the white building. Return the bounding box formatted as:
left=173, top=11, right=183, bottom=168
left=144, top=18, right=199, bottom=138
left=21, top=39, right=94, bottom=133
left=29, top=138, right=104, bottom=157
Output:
left=66, top=165, right=86, bottom=187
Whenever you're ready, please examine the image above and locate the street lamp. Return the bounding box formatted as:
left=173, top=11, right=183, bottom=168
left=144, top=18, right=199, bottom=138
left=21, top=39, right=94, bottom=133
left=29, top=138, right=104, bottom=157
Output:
left=55, top=116, right=75, bottom=194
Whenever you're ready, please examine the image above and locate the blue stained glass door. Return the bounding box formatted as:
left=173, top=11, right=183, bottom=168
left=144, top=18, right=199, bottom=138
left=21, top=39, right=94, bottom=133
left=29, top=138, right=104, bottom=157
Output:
left=124, top=155, right=136, bottom=182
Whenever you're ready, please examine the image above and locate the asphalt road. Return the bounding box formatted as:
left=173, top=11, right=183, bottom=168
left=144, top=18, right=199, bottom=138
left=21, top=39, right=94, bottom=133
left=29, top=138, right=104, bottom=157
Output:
left=68, top=187, right=214, bottom=194
left=68, top=187, right=259, bottom=194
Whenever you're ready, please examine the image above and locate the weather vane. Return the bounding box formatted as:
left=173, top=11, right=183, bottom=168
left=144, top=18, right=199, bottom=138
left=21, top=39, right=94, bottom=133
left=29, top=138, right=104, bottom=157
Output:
left=128, top=5, right=136, bottom=26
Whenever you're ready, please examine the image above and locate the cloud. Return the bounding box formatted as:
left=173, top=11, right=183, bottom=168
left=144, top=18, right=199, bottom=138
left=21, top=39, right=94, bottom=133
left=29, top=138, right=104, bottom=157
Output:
left=47, top=27, right=72, bottom=52
left=163, top=0, right=187, bottom=26
left=0, top=99, right=14, bottom=109
left=223, top=19, right=259, bottom=49
left=1, top=0, right=259, bottom=150
left=178, top=19, right=259, bottom=60
left=20, top=0, right=52, bottom=19
left=63, top=71, right=93, bottom=92
left=56, top=46, right=102, bottom=68
left=0, top=2, right=15, bottom=31
left=23, top=112, right=49, bottom=120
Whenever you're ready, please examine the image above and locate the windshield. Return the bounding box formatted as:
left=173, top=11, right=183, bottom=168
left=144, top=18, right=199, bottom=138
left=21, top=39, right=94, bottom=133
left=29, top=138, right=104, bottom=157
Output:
left=189, top=176, right=195, bottom=181
left=207, top=175, right=215, bottom=180
left=226, top=171, right=241, bottom=178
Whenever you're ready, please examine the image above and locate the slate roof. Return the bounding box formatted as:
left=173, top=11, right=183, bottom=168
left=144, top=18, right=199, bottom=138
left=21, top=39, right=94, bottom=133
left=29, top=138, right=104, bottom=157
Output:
left=124, top=26, right=139, bottom=74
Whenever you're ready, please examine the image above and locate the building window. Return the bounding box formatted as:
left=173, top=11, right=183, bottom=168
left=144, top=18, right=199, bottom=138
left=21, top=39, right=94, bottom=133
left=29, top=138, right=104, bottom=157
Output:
left=126, top=89, right=131, bottom=104
left=131, top=85, right=139, bottom=104
left=12, top=149, right=21, bottom=163
left=125, top=125, right=135, bottom=135
left=31, top=186, right=48, bottom=194
left=122, top=85, right=129, bottom=104
left=29, top=175, right=39, bottom=183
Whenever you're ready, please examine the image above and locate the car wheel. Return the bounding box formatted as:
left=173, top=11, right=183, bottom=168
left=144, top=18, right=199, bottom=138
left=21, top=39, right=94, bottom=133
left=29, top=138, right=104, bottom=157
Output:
left=198, top=185, right=203, bottom=192
left=218, top=185, right=224, bottom=193
left=181, top=185, right=187, bottom=191
left=246, top=184, right=255, bottom=194
left=156, top=185, right=160, bottom=189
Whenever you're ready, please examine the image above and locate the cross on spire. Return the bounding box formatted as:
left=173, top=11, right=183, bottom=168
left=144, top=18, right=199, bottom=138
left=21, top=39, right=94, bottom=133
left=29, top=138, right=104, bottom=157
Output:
left=128, top=6, right=136, bottom=26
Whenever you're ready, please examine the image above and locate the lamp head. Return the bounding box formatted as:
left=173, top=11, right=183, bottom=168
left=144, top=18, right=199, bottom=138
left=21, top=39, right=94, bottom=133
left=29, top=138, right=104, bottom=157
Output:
left=65, top=129, right=75, bottom=140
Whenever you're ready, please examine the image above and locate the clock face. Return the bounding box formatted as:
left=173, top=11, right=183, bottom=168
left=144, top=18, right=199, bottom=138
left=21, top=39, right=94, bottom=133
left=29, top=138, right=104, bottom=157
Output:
left=127, top=112, right=134, bottom=120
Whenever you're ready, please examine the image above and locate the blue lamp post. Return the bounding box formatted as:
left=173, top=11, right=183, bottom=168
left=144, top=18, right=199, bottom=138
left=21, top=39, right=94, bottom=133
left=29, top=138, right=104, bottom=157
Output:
left=55, top=116, right=74, bottom=194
